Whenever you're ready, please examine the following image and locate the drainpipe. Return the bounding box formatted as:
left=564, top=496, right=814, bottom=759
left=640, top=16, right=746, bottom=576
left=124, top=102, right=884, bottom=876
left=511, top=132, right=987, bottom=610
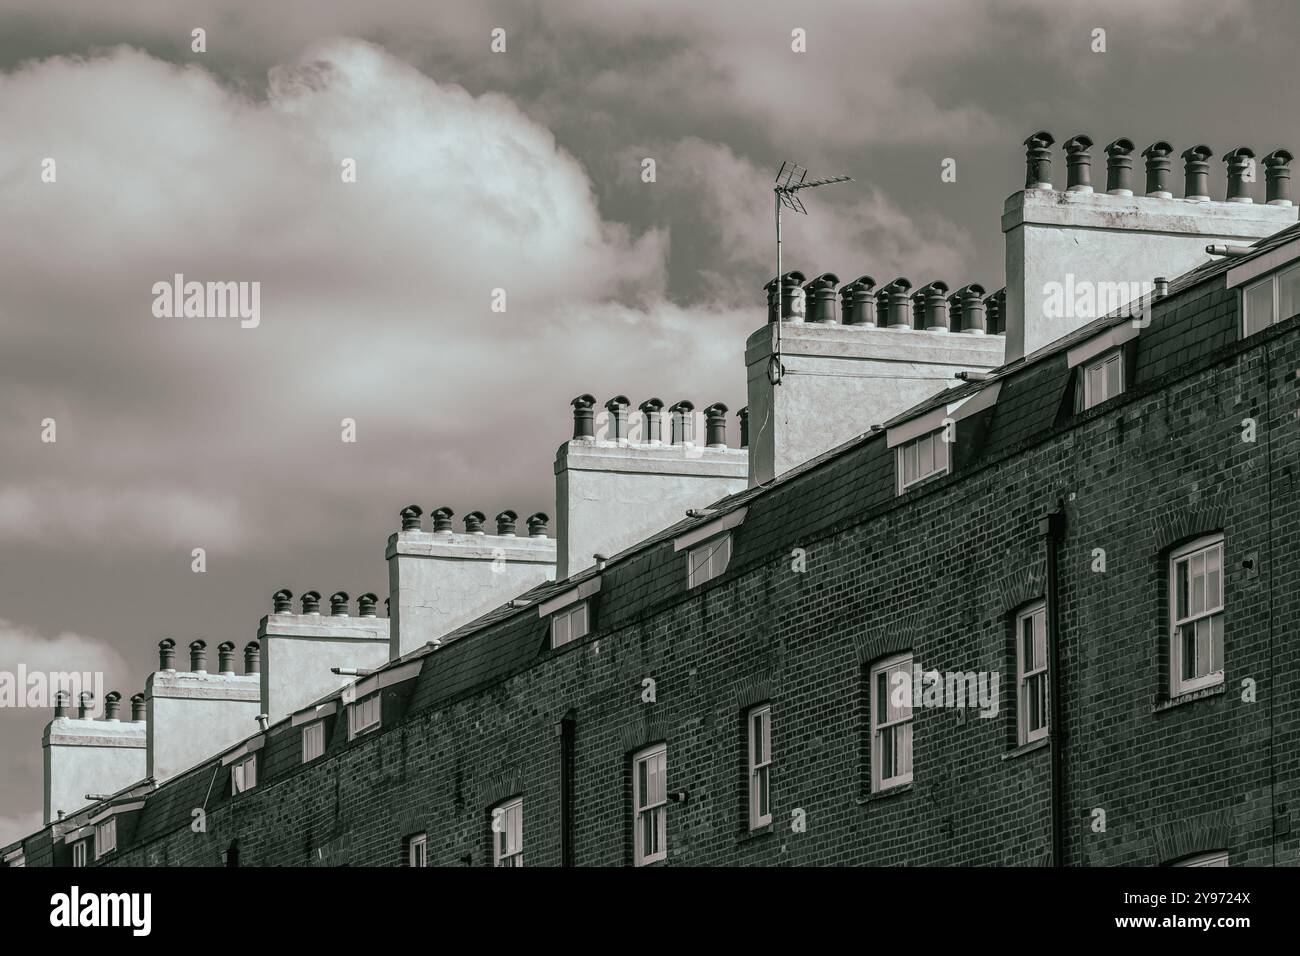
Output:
left=1040, top=504, right=1067, bottom=867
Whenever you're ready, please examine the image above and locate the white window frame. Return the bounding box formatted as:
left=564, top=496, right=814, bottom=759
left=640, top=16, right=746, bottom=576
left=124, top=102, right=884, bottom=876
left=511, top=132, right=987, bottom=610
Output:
left=94, top=818, right=117, bottom=859
left=72, top=840, right=88, bottom=868
left=895, top=429, right=950, bottom=494
left=687, top=533, right=732, bottom=588
left=870, top=653, right=914, bottom=792
left=1169, top=534, right=1225, bottom=697
left=408, top=832, right=427, bottom=867
left=1174, top=850, right=1228, bottom=867
left=633, top=743, right=668, bottom=866
left=747, top=704, right=772, bottom=829
left=550, top=601, right=589, bottom=649
left=1079, top=349, right=1124, bottom=410
left=302, top=720, right=325, bottom=763
left=231, top=753, right=257, bottom=794
left=349, top=692, right=381, bottom=739
left=1243, top=262, right=1300, bottom=336
left=491, top=797, right=524, bottom=868
left=1016, top=602, right=1049, bottom=745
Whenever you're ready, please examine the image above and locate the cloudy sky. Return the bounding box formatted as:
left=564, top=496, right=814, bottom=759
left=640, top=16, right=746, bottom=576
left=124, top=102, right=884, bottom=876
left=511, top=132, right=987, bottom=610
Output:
left=2, top=0, right=1297, bottom=842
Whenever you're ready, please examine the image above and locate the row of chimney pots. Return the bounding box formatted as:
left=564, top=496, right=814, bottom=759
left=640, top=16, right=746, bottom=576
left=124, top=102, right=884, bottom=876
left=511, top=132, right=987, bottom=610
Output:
left=396, top=506, right=550, bottom=537
left=570, top=395, right=746, bottom=448
left=767, top=273, right=1007, bottom=331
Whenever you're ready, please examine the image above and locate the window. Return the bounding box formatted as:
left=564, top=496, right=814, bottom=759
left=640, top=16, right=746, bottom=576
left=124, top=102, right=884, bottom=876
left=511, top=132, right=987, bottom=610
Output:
left=550, top=601, right=589, bottom=649
left=1016, top=603, right=1049, bottom=745
left=492, top=798, right=524, bottom=867
left=231, top=754, right=257, bottom=794
left=896, top=429, right=950, bottom=494
left=349, top=692, right=381, bottom=739
left=870, top=654, right=913, bottom=791
left=94, top=818, right=117, bottom=859
left=747, top=705, right=772, bottom=829
left=407, top=833, right=427, bottom=867
left=302, top=721, right=325, bottom=763
left=633, top=744, right=668, bottom=865
left=687, top=533, right=732, bottom=588
left=1243, top=262, right=1300, bottom=336
left=1079, top=349, right=1123, bottom=410
left=1169, top=535, right=1225, bottom=696
left=1174, top=851, right=1229, bottom=867
left=72, top=840, right=88, bottom=868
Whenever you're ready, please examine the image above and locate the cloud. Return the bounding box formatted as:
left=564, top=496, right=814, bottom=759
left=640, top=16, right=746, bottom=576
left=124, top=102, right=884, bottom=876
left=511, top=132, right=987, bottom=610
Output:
left=0, top=811, right=43, bottom=849
left=0, top=618, right=134, bottom=696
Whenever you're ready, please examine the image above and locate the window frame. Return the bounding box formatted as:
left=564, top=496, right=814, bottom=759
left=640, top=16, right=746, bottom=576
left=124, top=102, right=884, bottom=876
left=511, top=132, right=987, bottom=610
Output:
left=1173, top=850, right=1229, bottom=867
left=407, top=832, right=427, bottom=868
left=491, top=797, right=524, bottom=868
left=94, top=818, right=117, bottom=860
left=1168, top=534, right=1226, bottom=697
left=550, top=601, right=589, bottom=649
left=1015, top=602, right=1049, bottom=745
left=231, top=753, right=257, bottom=794
left=348, top=691, right=381, bottom=739
left=301, top=720, right=325, bottom=763
left=747, top=704, right=773, bottom=830
left=687, top=533, right=732, bottom=588
left=869, top=652, right=914, bottom=792
left=895, top=428, right=950, bottom=495
left=1243, top=261, right=1300, bottom=336
left=71, top=840, right=88, bottom=868
left=632, top=743, right=668, bottom=866
left=1078, top=348, right=1124, bottom=411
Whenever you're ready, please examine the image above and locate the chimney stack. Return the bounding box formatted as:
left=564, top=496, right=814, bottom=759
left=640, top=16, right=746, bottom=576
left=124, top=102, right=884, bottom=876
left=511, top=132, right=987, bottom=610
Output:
left=399, top=505, right=423, bottom=532
left=1143, top=141, right=1175, bottom=197
left=495, top=510, right=517, bottom=536
left=1104, top=138, right=1136, bottom=195
left=357, top=593, right=378, bottom=617
left=1063, top=134, right=1094, bottom=192
left=243, top=641, right=261, bottom=674
left=738, top=407, right=749, bottom=449
left=765, top=271, right=807, bottom=322
left=218, top=641, right=236, bottom=674
left=840, top=276, right=877, bottom=326
left=526, top=512, right=549, bottom=538
left=1024, top=130, right=1055, bottom=188
left=272, top=589, right=294, bottom=614
left=431, top=507, right=454, bottom=533
left=103, top=691, right=121, bottom=721
left=919, top=281, right=950, bottom=331
left=463, top=511, right=486, bottom=535
left=329, top=591, right=350, bottom=616
left=604, top=396, right=630, bottom=442
left=1223, top=147, right=1255, bottom=203
left=158, top=638, right=176, bottom=672
left=803, top=273, right=840, bottom=323
left=1182, top=144, right=1214, bottom=202
left=954, top=284, right=987, bottom=334
left=189, top=639, right=207, bottom=673
left=670, top=401, right=695, bottom=444
left=301, top=591, right=321, bottom=615
left=639, top=398, right=665, bottom=444
left=77, top=692, right=93, bottom=719
left=1263, top=149, right=1293, bottom=206
left=130, top=693, right=146, bottom=722
left=571, top=394, right=597, bottom=440
left=704, top=403, right=728, bottom=448
left=879, top=279, right=913, bottom=329
left=54, top=690, right=70, bottom=718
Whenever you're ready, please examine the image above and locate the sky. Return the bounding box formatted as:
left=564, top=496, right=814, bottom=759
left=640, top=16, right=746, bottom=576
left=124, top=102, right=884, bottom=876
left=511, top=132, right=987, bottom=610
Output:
left=2, top=0, right=1298, bottom=843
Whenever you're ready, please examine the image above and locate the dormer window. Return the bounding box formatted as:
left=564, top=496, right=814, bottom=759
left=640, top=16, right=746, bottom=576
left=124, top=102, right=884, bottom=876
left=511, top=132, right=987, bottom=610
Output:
left=1243, top=262, right=1300, bottom=336
left=72, top=840, right=88, bottom=868
left=94, top=818, right=117, bottom=859
left=1078, top=348, right=1124, bottom=410
left=688, top=533, right=732, bottom=588
left=231, top=754, right=257, bottom=794
left=550, top=601, right=589, bottom=649
left=895, top=429, right=950, bottom=494
left=349, top=692, right=381, bottom=739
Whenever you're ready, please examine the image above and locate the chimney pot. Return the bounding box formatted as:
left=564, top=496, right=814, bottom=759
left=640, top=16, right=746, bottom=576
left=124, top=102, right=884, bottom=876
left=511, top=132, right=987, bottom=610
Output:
left=1104, top=138, right=1136, bottom=195
left=1181, top=144, right=1214, bottom=201
left=54, top=690, right=70, bottom=718
left=158, top=638, right=177, bottom=671
left=218, top=640, right=236, bottom=673
left=1063, top=134, right=1094, bottom=192
left=77, top=691, right=94, bottom=719
left=103, top=691, right=122, bottom=721
left=839, top=275, right=877, bottom=326
left=984, top=289, right=1005, bottom=335
left=189, top=639, right=207, bottom=672
left=431, top=507, right=454, bottom=533
left=399, top=505, right=423, bottom=532
left=879, top=278, right=913, bottom=329
left=463, top=511, right=486, bottom=535
left=919, top=281, right=951, bottom=331
left=764, top=271, right=807, bottom=322
left=639, top=398, right=665, bottom=444
left=1154, top=276, right=1170, bottom=299
left=329, top=591, right=350, bottom=616
left=357, top=593, right=378, bottom=617
left=1223, top=147, right=1256, bottom=202
left=738, top=407, right=750, bottom=449
left=1023, top=130, right=1056, bottom=189
left=703, top=403, right=729, bottom=447
left=272, top=589, right=293, bottom=613
left=669, top=400, right=696, bottom=445
left=570, top=394, right=597, bottom=440
left=301, top=591, right=321, bottom=615
left=526, top=512, right=549, bottom=538
left=130, top=693, right=146, bottom=722
left=244, top=641, right=261, bottom=674
left=604, top=396, right=631, bottom=442
left=1263, top=148, right=1294, bottom=205
left=256, top=714, right=269, bottom=732
left=954, top=284, right=987, bottom=334
left=1142, top=141, right=1175, bottom=197
left=802, top=273, right=840, bottom=323
left=494, top=510, right=517, bottom=536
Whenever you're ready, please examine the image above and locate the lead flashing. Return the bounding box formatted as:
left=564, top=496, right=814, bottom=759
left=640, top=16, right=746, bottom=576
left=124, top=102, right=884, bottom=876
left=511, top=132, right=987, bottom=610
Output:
left=673, top=507, right=749, bottom=552
left=537, top=576, right=602, bottom=618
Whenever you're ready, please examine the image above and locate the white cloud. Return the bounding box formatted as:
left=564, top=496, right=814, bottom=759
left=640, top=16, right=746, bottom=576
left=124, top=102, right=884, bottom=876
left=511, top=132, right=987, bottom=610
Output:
left=0, top=618, right=133, bottom=698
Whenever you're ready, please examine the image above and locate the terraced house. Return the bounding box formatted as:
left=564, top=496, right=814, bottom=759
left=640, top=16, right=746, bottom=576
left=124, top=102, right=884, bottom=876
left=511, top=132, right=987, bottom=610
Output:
left=5, top=133, right=1299, bottom=868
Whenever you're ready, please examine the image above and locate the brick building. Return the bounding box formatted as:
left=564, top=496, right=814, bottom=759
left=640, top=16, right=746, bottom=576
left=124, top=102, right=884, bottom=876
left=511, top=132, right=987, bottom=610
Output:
left=5, top=134, right=1299, bottom=868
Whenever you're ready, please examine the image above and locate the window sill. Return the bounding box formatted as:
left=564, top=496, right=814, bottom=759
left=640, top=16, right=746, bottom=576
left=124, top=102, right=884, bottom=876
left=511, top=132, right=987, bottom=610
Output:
left=1153, top=682, right=1226, bottom=713
left=857, top=782, right=913, bottom=805
left=737, top=822, right=774, bottom=844
left=1002, top=737, right=1050, bottom=761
